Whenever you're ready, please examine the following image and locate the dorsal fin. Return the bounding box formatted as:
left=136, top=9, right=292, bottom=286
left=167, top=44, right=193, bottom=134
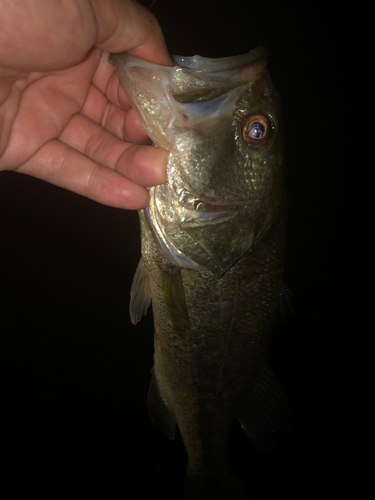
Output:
left=274, top=284, right=294, bottom=323
left=279, top=284, right=294, bottom=319
left=238, top=364, right=290, bottom=455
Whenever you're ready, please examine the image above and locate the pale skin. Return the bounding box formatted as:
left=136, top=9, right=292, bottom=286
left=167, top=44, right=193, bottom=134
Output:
left=0, top=0, right=172, bottom=209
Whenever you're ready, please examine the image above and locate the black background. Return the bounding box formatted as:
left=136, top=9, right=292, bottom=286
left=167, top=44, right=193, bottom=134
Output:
left=1, top=1, right=373, bottom=498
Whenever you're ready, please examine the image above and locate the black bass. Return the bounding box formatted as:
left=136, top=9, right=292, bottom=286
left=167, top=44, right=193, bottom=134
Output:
left=111, top=48, right=290, bottom=499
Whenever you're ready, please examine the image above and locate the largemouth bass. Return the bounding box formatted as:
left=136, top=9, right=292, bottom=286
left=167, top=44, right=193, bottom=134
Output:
left=111, top=48, right=290, bottom=499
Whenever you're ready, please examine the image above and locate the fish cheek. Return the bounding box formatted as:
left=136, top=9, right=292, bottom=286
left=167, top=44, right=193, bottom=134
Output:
left=176, top=126, right=238, bottom=203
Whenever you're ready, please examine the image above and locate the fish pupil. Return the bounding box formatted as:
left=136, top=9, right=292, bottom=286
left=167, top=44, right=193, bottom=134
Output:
left=248, top=122, right=264, bottom=139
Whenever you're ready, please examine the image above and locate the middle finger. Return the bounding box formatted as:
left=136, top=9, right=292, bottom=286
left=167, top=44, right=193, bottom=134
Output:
left=81, top=83, right=150, bottom=144
left=59, top=113, right=167, bottom=187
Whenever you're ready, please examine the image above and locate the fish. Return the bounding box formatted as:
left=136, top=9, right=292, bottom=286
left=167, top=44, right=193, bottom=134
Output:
left=110, top=47, right=291, bottom=499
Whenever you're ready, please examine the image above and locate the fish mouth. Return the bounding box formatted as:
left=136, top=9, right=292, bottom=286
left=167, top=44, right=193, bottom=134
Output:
left=111, top=49, right=270, bottom=275
left=110, top=47, right=268, bottom=149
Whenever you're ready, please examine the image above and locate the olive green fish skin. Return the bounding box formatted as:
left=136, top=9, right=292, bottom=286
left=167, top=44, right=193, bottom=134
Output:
left=111, top=48, right=287, bottom=497
left=140, top=207, right=287, bottom=476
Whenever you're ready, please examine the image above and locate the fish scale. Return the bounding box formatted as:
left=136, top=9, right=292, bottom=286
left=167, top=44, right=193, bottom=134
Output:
left=111, top=47, right=290, bottom=499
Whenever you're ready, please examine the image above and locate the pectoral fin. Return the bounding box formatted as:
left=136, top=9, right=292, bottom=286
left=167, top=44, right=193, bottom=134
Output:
left=129, top=256, right=151, bottom=325
left=278, top=284, right=294, bottom=320
left=238, top=364, right=290, bottom=455
left=161, top=268, right=190, bottom=338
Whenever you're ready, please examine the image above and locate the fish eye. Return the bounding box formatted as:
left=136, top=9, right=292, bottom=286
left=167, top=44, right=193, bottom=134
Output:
left=242, top=114, right=271, bottom=148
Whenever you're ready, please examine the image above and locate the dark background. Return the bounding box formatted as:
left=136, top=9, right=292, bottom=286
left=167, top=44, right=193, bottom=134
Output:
left=1, top=1, right=373, bottom=498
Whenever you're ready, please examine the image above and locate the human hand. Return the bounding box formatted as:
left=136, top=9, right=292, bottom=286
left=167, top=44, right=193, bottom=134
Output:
left=0, top=0, right=172, bottom=209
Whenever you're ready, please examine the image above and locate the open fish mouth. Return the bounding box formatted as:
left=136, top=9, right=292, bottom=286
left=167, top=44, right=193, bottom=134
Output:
left=111, top=48, right=272, bottom=205
left=110, top=47, right=268, bottom=147
left=111, top=48, right=274, bottom=277
left=111, top=47, right=268, bottom=105
left=169, top=51, right=268, bottom=103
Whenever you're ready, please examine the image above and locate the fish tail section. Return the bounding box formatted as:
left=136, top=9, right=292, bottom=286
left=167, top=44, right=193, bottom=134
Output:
left=184, top=472, right=249, bottom=500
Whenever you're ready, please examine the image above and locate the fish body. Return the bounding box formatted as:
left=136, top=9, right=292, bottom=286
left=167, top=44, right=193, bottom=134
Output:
left=111, top=49, right=289, bottom=499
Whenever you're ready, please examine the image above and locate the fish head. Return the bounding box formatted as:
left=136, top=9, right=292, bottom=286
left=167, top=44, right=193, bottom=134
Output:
left=111, top=49, right=285, bottom=277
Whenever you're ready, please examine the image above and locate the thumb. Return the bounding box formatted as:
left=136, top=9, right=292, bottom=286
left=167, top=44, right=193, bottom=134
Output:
left=92, top=0, right=172, bottom=66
